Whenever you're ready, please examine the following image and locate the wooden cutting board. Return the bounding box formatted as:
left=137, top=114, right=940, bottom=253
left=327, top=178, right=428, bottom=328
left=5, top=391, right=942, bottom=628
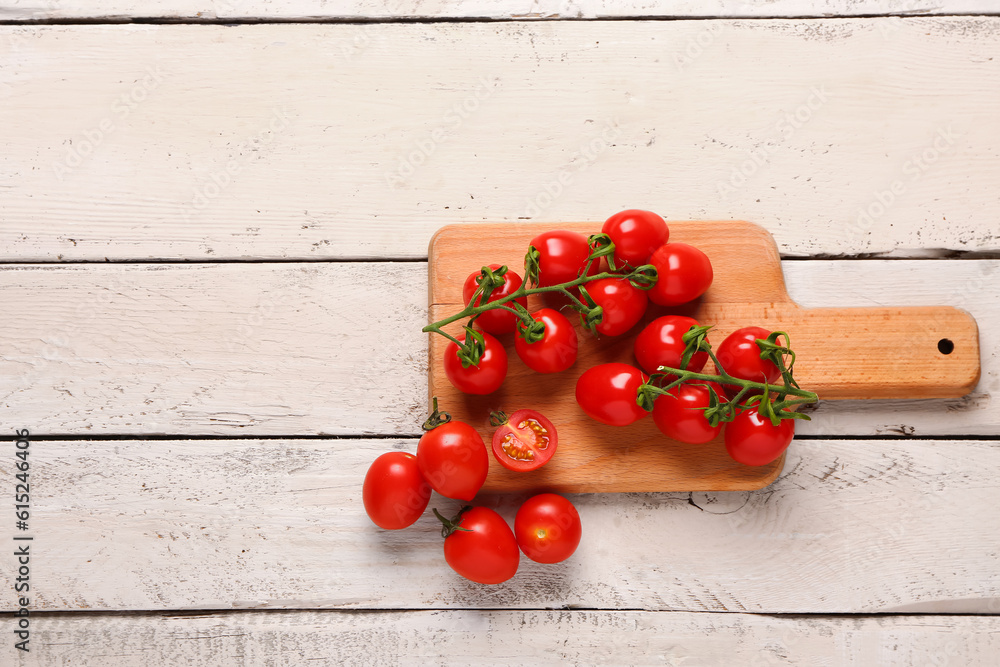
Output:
left=427, top=222, right=980, bottom=493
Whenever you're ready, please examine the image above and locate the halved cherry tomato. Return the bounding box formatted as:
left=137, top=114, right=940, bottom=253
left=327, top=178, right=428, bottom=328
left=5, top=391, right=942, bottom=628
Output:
left=528, top=230, right=599, bottom=287
left=583, top=277, right=648, bottom=337
left=362, top=451, right=431, bottom=530
left=444, top=332, right=508, bottom=395
left=652, top=381, right=725, bottom=445
left=417, top=420, right=489, bottom=501
left=439, top=506, right=520, bottom=585
left=490, top=409, right=558, bottom=472
left=575, top=363, right=649, bottom=427
left=462, top=264, right=527, bottom=335
left=514, top=493, right=582, bottom=564
left=634, top=315, right=709, bottom=376
left=725, top=406, right=794, bottom=466
left=716, top=326, right=780, bottom=396
left=601, top=209, right=669, bottom=268
left=647, top=242, right=713, bottom=306
left=514, top=308, right=578, bottom=374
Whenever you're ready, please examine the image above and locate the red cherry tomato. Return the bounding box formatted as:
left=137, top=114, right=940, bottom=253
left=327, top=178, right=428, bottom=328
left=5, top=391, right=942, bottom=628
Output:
left=583, top=277, right=648, bottom=337
left=362, top=452, right=431, bottom=530
left=417, top=421, right=489, bottom=501
left=634, top=315, right=709, bottom=376
left=575, top=363, right=649, bottom=427
left=601, top=209, right=669, bottom=268
left=528, top=230, right=599, bottom=287
left=652, top=381, right=725, bottom=445
left=491, top=409, right=558, bottom=472
left=725, top=407, right=794, bottom=466
left=444, top=332, right=508, bottom=395
left=462, top=264, right=527, bottom=335
left=514, top=493, right=582, bottom=564
left=647, top=242, right=713, bottom=306
left=514, top=308, right=578, bottom=374
left=441, top=507, right=520, bottom=584
left=716, top=327, right=781, bottom=396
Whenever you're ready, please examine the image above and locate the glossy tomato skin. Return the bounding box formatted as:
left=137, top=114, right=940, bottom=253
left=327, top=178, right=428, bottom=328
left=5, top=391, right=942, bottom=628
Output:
left=716, top=327, right=781, bottom=393
left=634, top=315, right=709, bottom=376
left=491, top=409, right=558, bottom=472
left=462, top=264, right=527, bottom=335
left=417, top=421, right=489, bottom=501
left=514, top=308, right=578, bottom=373
left=575, top=363, right=649, bottom=427
left=362, top=452, right=431, bottom=530
left=514, top=493, right=582, bottom=564
left=444, top=332, right=508, bottom=395
left=725, top=407, right=794, bottom=466
left=601, top=209, right=669, bottom=268
left=652, top=381, right=725, bottom=445
left=529, top=230, right=599, bottom=287
left=647, top=242, right=714, bottom=306
left=585, top=278, right=648, bottom=337
left=443, top=507, right=520, bottom=585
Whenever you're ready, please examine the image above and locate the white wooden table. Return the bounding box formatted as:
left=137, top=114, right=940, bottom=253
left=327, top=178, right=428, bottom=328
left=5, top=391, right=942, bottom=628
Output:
left=2, top=2, right=1000, bottom=664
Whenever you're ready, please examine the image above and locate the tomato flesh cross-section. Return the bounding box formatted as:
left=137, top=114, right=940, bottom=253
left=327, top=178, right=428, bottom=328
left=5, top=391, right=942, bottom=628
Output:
left=491, top=409, right=558, bottom=472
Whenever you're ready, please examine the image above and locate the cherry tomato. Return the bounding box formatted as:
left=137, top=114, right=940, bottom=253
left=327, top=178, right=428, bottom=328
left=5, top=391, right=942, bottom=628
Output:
left=634, top=315, right=709, bottom=376
left=362, top=452, right=431, bottom=530
left=583, top=277, right=648, bottom=337
left=725, top=407, right=794, bottom=466
left=647, top=242, right=713, bottom=306
left=601, top=209, right=669, bottom=268
left=528, top=230, right=599, bottom=287
left=444, top=332, right=508, bottom=395
left=652, top=381, right=725, bottom=445
left=462, top=264, right=527, bottom=335
left=575, top=363, right=649, bottom=427
left=514, top=308, right=578, bottom=374
left=417, top=421, right=489, bottom=501
left=491, top=409, right=558, bottom=472
left=716, top=326, right=781, bottom=396
left=514, top=493, right=582, bottom=564
left=441, top=507, right=520, bottom=585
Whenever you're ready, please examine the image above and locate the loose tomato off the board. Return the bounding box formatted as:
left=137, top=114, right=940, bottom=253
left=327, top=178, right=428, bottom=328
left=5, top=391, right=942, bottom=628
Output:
left=436, top=506, right=520, bottom=585
left=362, top=452, right=431, bottom=530
left=417, top=419, right=489, bottom=501
left=490, top=409, right=558, bottom=472
left=514, top=493, right=582, bottom=564
left=575, top=363, right=650, bottom=426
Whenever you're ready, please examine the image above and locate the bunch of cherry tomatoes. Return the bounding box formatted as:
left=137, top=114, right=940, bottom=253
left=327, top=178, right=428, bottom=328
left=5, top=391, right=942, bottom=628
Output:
left=363, top=210, right=815, bottom=586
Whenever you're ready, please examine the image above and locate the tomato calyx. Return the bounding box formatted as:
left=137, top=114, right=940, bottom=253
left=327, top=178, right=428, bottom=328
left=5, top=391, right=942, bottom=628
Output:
left=422, top=396, right=453, bottom=431
left=433, top=506, right=473, bottom=538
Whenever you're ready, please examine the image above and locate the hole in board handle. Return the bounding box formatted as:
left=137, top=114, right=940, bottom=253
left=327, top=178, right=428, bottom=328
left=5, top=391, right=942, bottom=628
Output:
left=938, top=338, right=955, bottom=355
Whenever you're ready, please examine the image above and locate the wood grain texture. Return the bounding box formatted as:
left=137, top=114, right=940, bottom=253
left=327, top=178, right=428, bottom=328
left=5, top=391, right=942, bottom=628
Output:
left=2, top=611, right=999, bottom=666
left=428, top=222, right=978, bottom=492
left=2, top=0, right=996, bottom=21
left=2, top=19, right=1000, bottom=261
left=2, top=437, right=997, bottom=612
left=0, top=260, right=996, bottom=437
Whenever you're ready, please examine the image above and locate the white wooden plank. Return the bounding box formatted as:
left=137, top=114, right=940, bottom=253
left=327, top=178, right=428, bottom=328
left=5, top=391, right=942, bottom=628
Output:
left=2, top=437, right=997, bottom=612
left=2, top=610, right=999, bottom=666
left=1, top=260, right=997, bottom=437
left=0, top=263, right=428, bottom=435
left=1, top=0, right=995, bottom=21
left=2, top=19, right=999, bottom=260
